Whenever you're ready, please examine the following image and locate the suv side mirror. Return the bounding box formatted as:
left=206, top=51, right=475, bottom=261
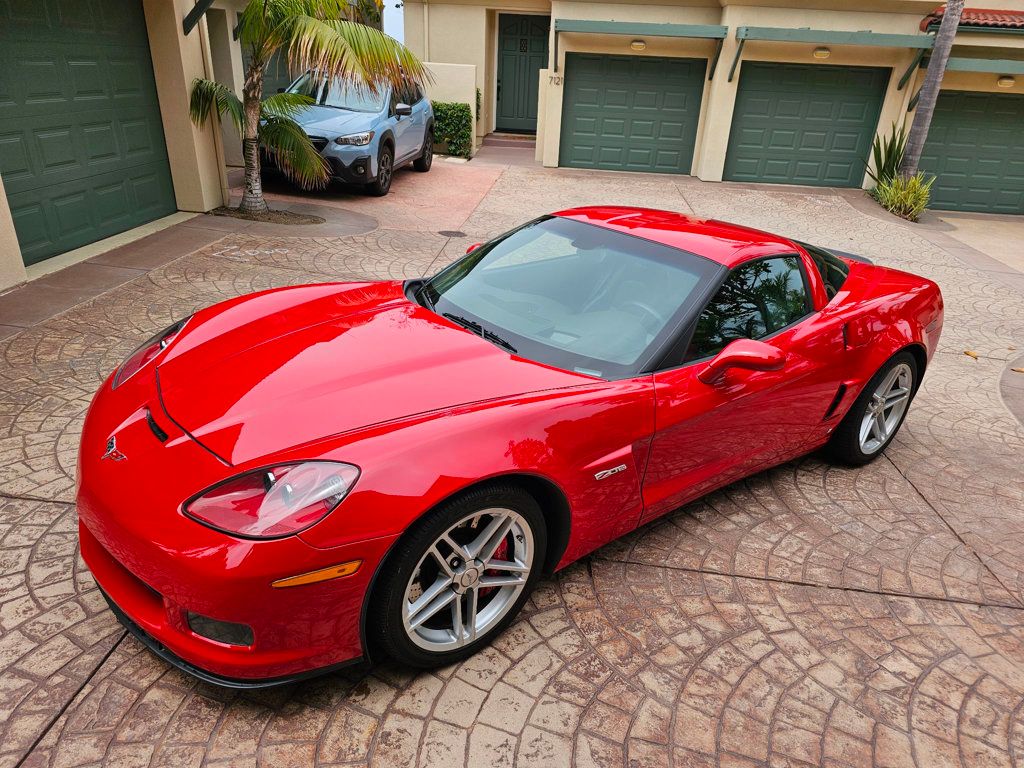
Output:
left=395, top=103, right=413, bottom=117
left=465, top=242, right=482, bottom=254
left=697, top=339, right=785, bottom=385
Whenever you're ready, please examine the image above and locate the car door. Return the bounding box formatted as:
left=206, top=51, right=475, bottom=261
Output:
left=640, top=253, right=846, bottom=521
left=407, top=83, right=429, bottom=157
left=386, top=86, right=413, bottom=161
left=393, top=83, right=421, bottom=161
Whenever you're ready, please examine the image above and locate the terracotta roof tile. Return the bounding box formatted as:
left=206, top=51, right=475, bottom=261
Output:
left=921, top=6, right=1024, bottom=31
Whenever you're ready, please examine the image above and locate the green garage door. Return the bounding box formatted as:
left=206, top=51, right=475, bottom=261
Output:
left=559, top=54, right=706, bottom=174
left=0, top=0, right=176, bottom=266
left=919, top=91, right=1024, bottom=214
left=724, top=63, right=889, bottom=187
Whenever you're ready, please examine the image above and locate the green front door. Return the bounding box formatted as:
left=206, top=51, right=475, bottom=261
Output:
left=919, top=91, right=1024, bottom=214
left=0, top=0, right=176, bottom=266
left=496, top=14, right=550, bottom=132
left=559, top=54, right=706, bottom=174
left=724, top=63, right=889, bottom=187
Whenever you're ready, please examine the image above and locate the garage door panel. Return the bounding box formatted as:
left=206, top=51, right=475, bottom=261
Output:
left=920, top=91, right=1024, bottom=213
left=559, top=54, right=705, bottom=174
left=724, top=63, right=888, bottom=187
left=0, top=0, right=176, bottom=264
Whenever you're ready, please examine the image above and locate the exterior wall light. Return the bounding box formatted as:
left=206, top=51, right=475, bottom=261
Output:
left=997, top=76, right=1015, bottom=88
left=813, top=47, right=831, bottom=60
left=630, top=40, right=646, bottom=51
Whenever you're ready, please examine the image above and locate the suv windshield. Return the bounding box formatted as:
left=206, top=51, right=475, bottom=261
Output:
left=288, top=75, right=387, bottom=113
left=420, top=217, right=722, bottom=378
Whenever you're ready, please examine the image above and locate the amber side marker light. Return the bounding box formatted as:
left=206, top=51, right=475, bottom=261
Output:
left=272, top=560, right=362, bottom=588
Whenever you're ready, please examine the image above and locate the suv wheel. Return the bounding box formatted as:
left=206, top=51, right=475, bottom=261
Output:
left=366, top=144, right=394, bottom=196
left=413, top=129, right=433, bottom=172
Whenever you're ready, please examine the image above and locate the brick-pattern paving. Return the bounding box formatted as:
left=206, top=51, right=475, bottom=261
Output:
left=1, top=163, right=1022, bottom=767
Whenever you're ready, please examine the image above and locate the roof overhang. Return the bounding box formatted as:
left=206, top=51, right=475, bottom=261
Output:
left=552, top=19, right=729, bottom=76
left=728, top=26, right=935, bottom=82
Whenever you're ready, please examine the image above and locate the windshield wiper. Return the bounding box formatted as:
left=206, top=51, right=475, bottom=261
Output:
left=442, top=313, right=518, bottom=354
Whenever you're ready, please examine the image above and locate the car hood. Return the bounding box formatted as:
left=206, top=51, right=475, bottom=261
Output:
left=293, top=105, right=378, bottom=137
left=157, top=281, right=592, bottom=466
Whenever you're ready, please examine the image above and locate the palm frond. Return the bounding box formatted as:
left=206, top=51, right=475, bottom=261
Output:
left=259, top=115, right=330, bottom=189
left=189, top=78, right=244, bottom=134
left=286, top=16, right=428, bottom=91
left=261, top=91, right=315, bottom=119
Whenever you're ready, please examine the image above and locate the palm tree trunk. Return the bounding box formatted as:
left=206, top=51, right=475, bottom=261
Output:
left=239, top=64, right=269, bottom=215
left=900, top=0, right=964, bottom=177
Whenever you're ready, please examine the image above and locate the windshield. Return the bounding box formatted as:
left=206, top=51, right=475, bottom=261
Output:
left=420, top=217, right=723, bottom=378
left=288, top=74, right=387, bottom=113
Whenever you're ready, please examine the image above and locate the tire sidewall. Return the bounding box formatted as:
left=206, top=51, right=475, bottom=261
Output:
left=371, top=483, right=547, bottom=668
left=830, top=350, right=919, bottom=465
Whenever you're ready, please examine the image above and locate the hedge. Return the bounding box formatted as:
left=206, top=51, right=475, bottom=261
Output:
left=431, top=101, right=473, bottom=159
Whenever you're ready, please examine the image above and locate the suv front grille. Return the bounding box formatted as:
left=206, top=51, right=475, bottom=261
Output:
left=309, top=136, right=329, bottom=153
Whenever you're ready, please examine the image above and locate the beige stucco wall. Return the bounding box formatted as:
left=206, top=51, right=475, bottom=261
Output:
left=0, top=174, right=28, bottom=292
left=415, top=0, right=1024, bottom=188
left=143, top=0, right=228, bottom=212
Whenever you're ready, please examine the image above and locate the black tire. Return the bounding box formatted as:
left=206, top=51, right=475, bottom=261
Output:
left=413, top=128, right=433, bottom=172
left=369, top=483, right=547, bottom=668
left=823, top=350, right=919, bottom=466
left=365, top=143, right=394, bottom=196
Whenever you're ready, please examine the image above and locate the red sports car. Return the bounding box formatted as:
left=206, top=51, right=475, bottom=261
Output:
left=78, top=207, right=943, bottom=686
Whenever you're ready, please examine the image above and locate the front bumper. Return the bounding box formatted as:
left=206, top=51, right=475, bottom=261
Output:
left=325, top=153, right=373, bottom=184
left=77, top=369, right=397, bottom=684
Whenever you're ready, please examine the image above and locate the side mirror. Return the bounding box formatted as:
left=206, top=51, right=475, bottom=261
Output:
left=465, top=242, right=482, bottom=254
left=395, top=103, right=413, bottom=117
left=697, top=339, right=785, bottom=385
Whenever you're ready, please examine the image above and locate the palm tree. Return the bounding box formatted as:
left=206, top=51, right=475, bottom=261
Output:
left=900, top=0, right=964, bottom=177
left=189, top=0, right=425, bottom=215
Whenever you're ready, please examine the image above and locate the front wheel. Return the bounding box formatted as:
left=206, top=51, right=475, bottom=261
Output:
left=365, top=144, right=394, bottom=196
left=824, top=351, right=918, bottom=466
left=369, top=484, right=546, bottom=668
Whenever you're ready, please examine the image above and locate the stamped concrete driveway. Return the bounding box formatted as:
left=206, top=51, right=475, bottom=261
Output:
left=1, top=155, right=1023, bottom=768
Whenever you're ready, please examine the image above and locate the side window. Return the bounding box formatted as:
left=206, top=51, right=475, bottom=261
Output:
left=686, top=256, right=811, bottom=361
left=388, top=87, right=398, bottom=115
left=800, top=242, right=850, bottom=300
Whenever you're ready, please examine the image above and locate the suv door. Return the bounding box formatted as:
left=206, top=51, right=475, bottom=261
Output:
left=641, top=253, right=847, bottom=521
left=393, top=83, right=422, bottom=161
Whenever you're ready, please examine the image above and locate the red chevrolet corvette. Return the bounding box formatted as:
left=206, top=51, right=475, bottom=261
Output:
left=78, top=207, right=943, bottom=686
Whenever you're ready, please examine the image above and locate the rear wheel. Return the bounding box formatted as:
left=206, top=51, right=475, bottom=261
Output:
left=365, top=144, right=394, bottom=196
left=824, top=351, right=918, bottom=465
left=370, top=484, right=546, bottom=667
left=413, top=128, right=433, bottom=172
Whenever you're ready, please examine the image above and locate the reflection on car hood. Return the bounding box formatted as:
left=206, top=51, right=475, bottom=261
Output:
left=292, top=105, right=379, bottom=138
left=156, top=281, right=593, bottom=466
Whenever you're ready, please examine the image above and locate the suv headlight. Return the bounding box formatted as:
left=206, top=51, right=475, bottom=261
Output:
left=335, top=131, right=374, bottom=146
left=183, top=462, right=360, bottom=538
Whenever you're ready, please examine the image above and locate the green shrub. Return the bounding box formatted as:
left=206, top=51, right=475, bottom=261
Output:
left=476, top=88, right=482, bottom=121
left=431, top=101, right=473, bottom=158
left=867, top=121, right=907, bottom=186
left=873, top=173, right=934, bottom=222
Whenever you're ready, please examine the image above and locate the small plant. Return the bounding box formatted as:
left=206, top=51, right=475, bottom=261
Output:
left=476, top=88, right=482, bottom=121
left=867, top=122, right=907, bottom=187
left=432, top=101, right=474, bottom=158
left=873, top=173, right=934, bottom=222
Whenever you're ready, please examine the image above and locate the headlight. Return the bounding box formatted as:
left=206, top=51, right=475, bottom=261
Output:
left=183, top=462, right=360, bottom=538
left=112, top=317, right=189, bottom=389
left=334, top=131, right=374, bottom=146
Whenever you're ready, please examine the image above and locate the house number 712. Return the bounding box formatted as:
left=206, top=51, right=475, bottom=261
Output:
left=549, top=75, right=563, bottom=86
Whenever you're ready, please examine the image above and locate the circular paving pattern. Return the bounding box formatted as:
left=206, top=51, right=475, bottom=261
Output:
left=1, top=166, right=1023, bottom=767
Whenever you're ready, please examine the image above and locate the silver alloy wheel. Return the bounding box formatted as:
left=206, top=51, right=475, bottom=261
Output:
left=378, top=149, right=392, bottom=188
left=402, top=507, right=533, bottom=652
left=859, top=362, right=913, bottom=455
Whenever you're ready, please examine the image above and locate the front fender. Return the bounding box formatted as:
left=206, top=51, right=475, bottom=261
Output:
left=283, top=377, right=655, bottom=568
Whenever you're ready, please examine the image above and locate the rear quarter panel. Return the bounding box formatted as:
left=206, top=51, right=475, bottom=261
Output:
left=828, top=260, right=943, bottom=419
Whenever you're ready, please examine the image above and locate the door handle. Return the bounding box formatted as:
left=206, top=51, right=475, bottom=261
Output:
left=497, top=80, right=502, bottom=101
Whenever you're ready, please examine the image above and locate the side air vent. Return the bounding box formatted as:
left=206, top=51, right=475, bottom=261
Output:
left=146, top=408, right=169, bottom=442
left=824, top=384, right=848, bottom=420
